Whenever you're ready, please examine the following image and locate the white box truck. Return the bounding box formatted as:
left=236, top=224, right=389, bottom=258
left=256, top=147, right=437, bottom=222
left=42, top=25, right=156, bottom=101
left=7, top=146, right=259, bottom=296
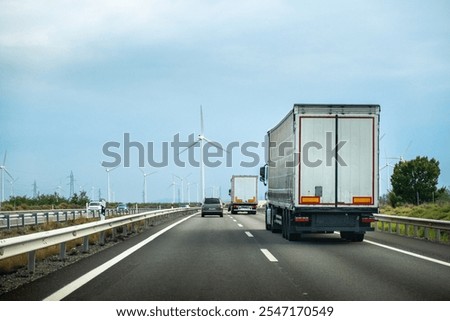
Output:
left=229, top=175, right=258, bottom=214
left=260, top=104, right=380, bottom=242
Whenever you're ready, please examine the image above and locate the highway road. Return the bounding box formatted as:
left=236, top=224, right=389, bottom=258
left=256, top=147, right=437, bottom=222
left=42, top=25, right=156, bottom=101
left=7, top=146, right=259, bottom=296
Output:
left=1, top=210, right=449, bottom=301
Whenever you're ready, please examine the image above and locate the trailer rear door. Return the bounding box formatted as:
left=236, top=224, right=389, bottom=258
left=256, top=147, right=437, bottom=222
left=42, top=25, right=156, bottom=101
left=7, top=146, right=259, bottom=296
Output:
left=298, top=115, right=376, bottom=207
left=337, top=117, right=376, bottom=206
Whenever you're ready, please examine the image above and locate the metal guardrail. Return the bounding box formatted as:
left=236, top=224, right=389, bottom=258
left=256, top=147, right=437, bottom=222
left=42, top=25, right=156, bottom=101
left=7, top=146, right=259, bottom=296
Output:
left=0, top=207, right=199, bottom=272
left=374, top=214, right=450, bottom=243
left=0, top=207, right=160, bottom=229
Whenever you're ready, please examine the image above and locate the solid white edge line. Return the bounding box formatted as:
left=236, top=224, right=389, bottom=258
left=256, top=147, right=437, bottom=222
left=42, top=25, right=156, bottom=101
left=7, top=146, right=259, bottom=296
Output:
left=245, top=231, right=254, bottom=238
left=260, top=248, right=278, bottom=262
left=363, top=239, right=450, bottom=268
left=43, top=212, right=199, bottom=301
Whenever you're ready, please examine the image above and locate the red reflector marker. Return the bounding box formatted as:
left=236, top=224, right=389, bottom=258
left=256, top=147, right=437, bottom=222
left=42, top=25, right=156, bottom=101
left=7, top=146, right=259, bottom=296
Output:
left=295, top=217, right=310, bottom=223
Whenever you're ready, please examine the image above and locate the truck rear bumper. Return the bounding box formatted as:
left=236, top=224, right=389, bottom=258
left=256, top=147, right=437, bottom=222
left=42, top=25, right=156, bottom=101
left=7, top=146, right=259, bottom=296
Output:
left=231, top=204, right=257, bottom=213
left=291, top=207, right=376, bottom=233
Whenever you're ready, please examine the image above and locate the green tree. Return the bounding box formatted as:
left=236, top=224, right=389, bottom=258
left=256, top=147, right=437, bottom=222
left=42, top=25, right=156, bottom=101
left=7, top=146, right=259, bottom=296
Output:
left=391, top=156, right=440, bottom=204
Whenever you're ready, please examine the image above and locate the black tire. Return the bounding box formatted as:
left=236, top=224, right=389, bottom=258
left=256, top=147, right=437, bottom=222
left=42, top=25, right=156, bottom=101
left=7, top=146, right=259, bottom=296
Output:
left=340, top=232, right=364, bottom=242
left=340, top=231, right=350, bottom=240
left=265, top=207, right=271, bottom=230
left=286, top=213, right=300, bottom=241
left=352, top=233, right=365, bottom=242
left=282, top=211, right=287, bottom=239
left=271, top=211, right=282, bottom=233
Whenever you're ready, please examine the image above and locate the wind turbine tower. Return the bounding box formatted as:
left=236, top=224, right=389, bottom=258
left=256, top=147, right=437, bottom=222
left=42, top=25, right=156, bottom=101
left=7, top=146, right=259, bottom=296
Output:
left=0, top=151, right=13, bottom=206
left=102, top=165, right=117, bottom=203
left=181, top=106, right=225, bottom=203
left=140, top=169, right=156, bottom=203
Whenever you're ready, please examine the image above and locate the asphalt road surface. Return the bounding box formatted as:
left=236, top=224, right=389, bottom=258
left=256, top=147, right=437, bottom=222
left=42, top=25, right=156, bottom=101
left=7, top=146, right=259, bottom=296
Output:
left=1, top=210, right=449, bottom=301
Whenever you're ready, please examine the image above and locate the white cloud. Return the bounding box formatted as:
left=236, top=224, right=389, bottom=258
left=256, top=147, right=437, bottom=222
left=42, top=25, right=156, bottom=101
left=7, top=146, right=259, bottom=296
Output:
left=0, top=0, right=287, bottom=67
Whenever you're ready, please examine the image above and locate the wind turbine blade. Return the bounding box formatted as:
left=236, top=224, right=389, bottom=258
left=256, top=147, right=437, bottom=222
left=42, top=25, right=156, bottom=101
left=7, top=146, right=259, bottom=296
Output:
left=4, top=167, right=13, bottom=180
left=3, top=150, right=7, bottom=166
left=404, top=141, right=412, bottom=156
left=200, top=105, right=204, bottom=136
left=202, top=136, right=228, bottom=153
left=179, top=139, right=200, bottom=155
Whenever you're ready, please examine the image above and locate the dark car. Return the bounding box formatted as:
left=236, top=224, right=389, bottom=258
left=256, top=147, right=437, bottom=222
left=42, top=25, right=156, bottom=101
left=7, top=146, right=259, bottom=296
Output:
left=201, top=198, right=223, bottom=217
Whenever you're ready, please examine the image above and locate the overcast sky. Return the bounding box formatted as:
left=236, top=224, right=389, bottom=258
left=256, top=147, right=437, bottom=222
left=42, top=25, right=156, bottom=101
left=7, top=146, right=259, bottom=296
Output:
left=1, top=0, right=449, bottom=204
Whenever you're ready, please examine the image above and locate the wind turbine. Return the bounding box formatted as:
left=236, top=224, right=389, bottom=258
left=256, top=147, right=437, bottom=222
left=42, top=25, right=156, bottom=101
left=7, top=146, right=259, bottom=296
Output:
left=7, top=177, right=19, bottom=198
left=181, top=106, right=226, bottom=203
left=0, top=151, right=13, bottom=205
left=140, top=168, right=156, bottom=203
left=168, top=175, right=179, bottom=204
left=102, top=165, right=118, bottom=202
left=174, top=173, right=191, bottom=204
left=386, top=141, right=413, bottom=164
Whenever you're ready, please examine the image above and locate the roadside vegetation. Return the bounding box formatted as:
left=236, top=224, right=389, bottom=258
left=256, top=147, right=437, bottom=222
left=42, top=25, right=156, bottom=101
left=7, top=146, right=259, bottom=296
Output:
left=380, top=203, right=450, bottom=221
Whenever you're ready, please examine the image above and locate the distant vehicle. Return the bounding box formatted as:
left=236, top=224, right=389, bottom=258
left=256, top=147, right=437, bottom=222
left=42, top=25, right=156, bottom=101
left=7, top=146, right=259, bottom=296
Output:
left=229, top=175, right=258, bottom=214
left=201, top=198, right=224, bottom=217
left=261, top=104, right=380, bottom=242
left=116, top=203, right=129, bottom=213
left=88, top=201, right=102, bottom=212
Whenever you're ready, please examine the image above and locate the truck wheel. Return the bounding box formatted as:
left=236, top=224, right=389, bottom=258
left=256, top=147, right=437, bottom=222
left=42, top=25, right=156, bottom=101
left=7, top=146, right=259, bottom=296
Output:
left=265, top=208, right=271, bottom=230
left=351, top=233, right=365, bottom=242
left=340, top=232, right=350, bottom=240
left=271, top=214, right=281, bottom=233
left=340, top=232, right=365, bottom=242
left=281, top=211, right=287, bottom=239
left=286, top=215, right=300, bottom=241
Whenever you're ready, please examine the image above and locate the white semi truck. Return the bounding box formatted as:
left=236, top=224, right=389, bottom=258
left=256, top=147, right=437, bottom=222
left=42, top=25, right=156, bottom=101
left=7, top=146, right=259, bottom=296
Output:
left=229, top=175, right=258, bottom=214
left=260, top=104, right=380, bottom=242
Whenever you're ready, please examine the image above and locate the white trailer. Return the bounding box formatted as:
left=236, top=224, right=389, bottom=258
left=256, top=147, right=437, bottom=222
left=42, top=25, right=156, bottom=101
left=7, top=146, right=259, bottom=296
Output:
left=260, top=104, right=380, bottom=242
left=229, top=175, right=258, bottom=214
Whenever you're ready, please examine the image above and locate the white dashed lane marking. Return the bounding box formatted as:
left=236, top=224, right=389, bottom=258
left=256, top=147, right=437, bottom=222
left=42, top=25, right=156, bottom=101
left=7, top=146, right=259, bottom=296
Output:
left=260, top=249, right=278, bottom=262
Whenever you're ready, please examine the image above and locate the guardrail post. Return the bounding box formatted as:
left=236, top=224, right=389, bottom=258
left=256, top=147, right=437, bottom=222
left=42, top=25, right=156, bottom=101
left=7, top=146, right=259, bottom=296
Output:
left=436, top=229, right=441, bottom=242
left=45, top=212, right=49, bottom=224
left=82, top=236, right=89, bottom=253
left=59, top=242, right=66, bottom=260
left=6, top=215, right=10, bottom=229
left=20, top=214, right=25, bottom=227
left=56, top=212, right=60, bottom=223
left=33, top=213, right=38, bottom=226
left=424, top=227, right=429, bottom=240
left=99, top=232, right=106, bottom=245
left=388, top=222, right=392, bottom=233
left=28, top=250, right=36, bottom=272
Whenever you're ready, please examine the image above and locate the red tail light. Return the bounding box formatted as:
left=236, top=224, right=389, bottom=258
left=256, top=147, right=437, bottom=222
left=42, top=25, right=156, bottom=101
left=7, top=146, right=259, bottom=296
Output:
left=295, top=216, right=310, bottom=223
left=361, top=217, right=375, bottom=223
